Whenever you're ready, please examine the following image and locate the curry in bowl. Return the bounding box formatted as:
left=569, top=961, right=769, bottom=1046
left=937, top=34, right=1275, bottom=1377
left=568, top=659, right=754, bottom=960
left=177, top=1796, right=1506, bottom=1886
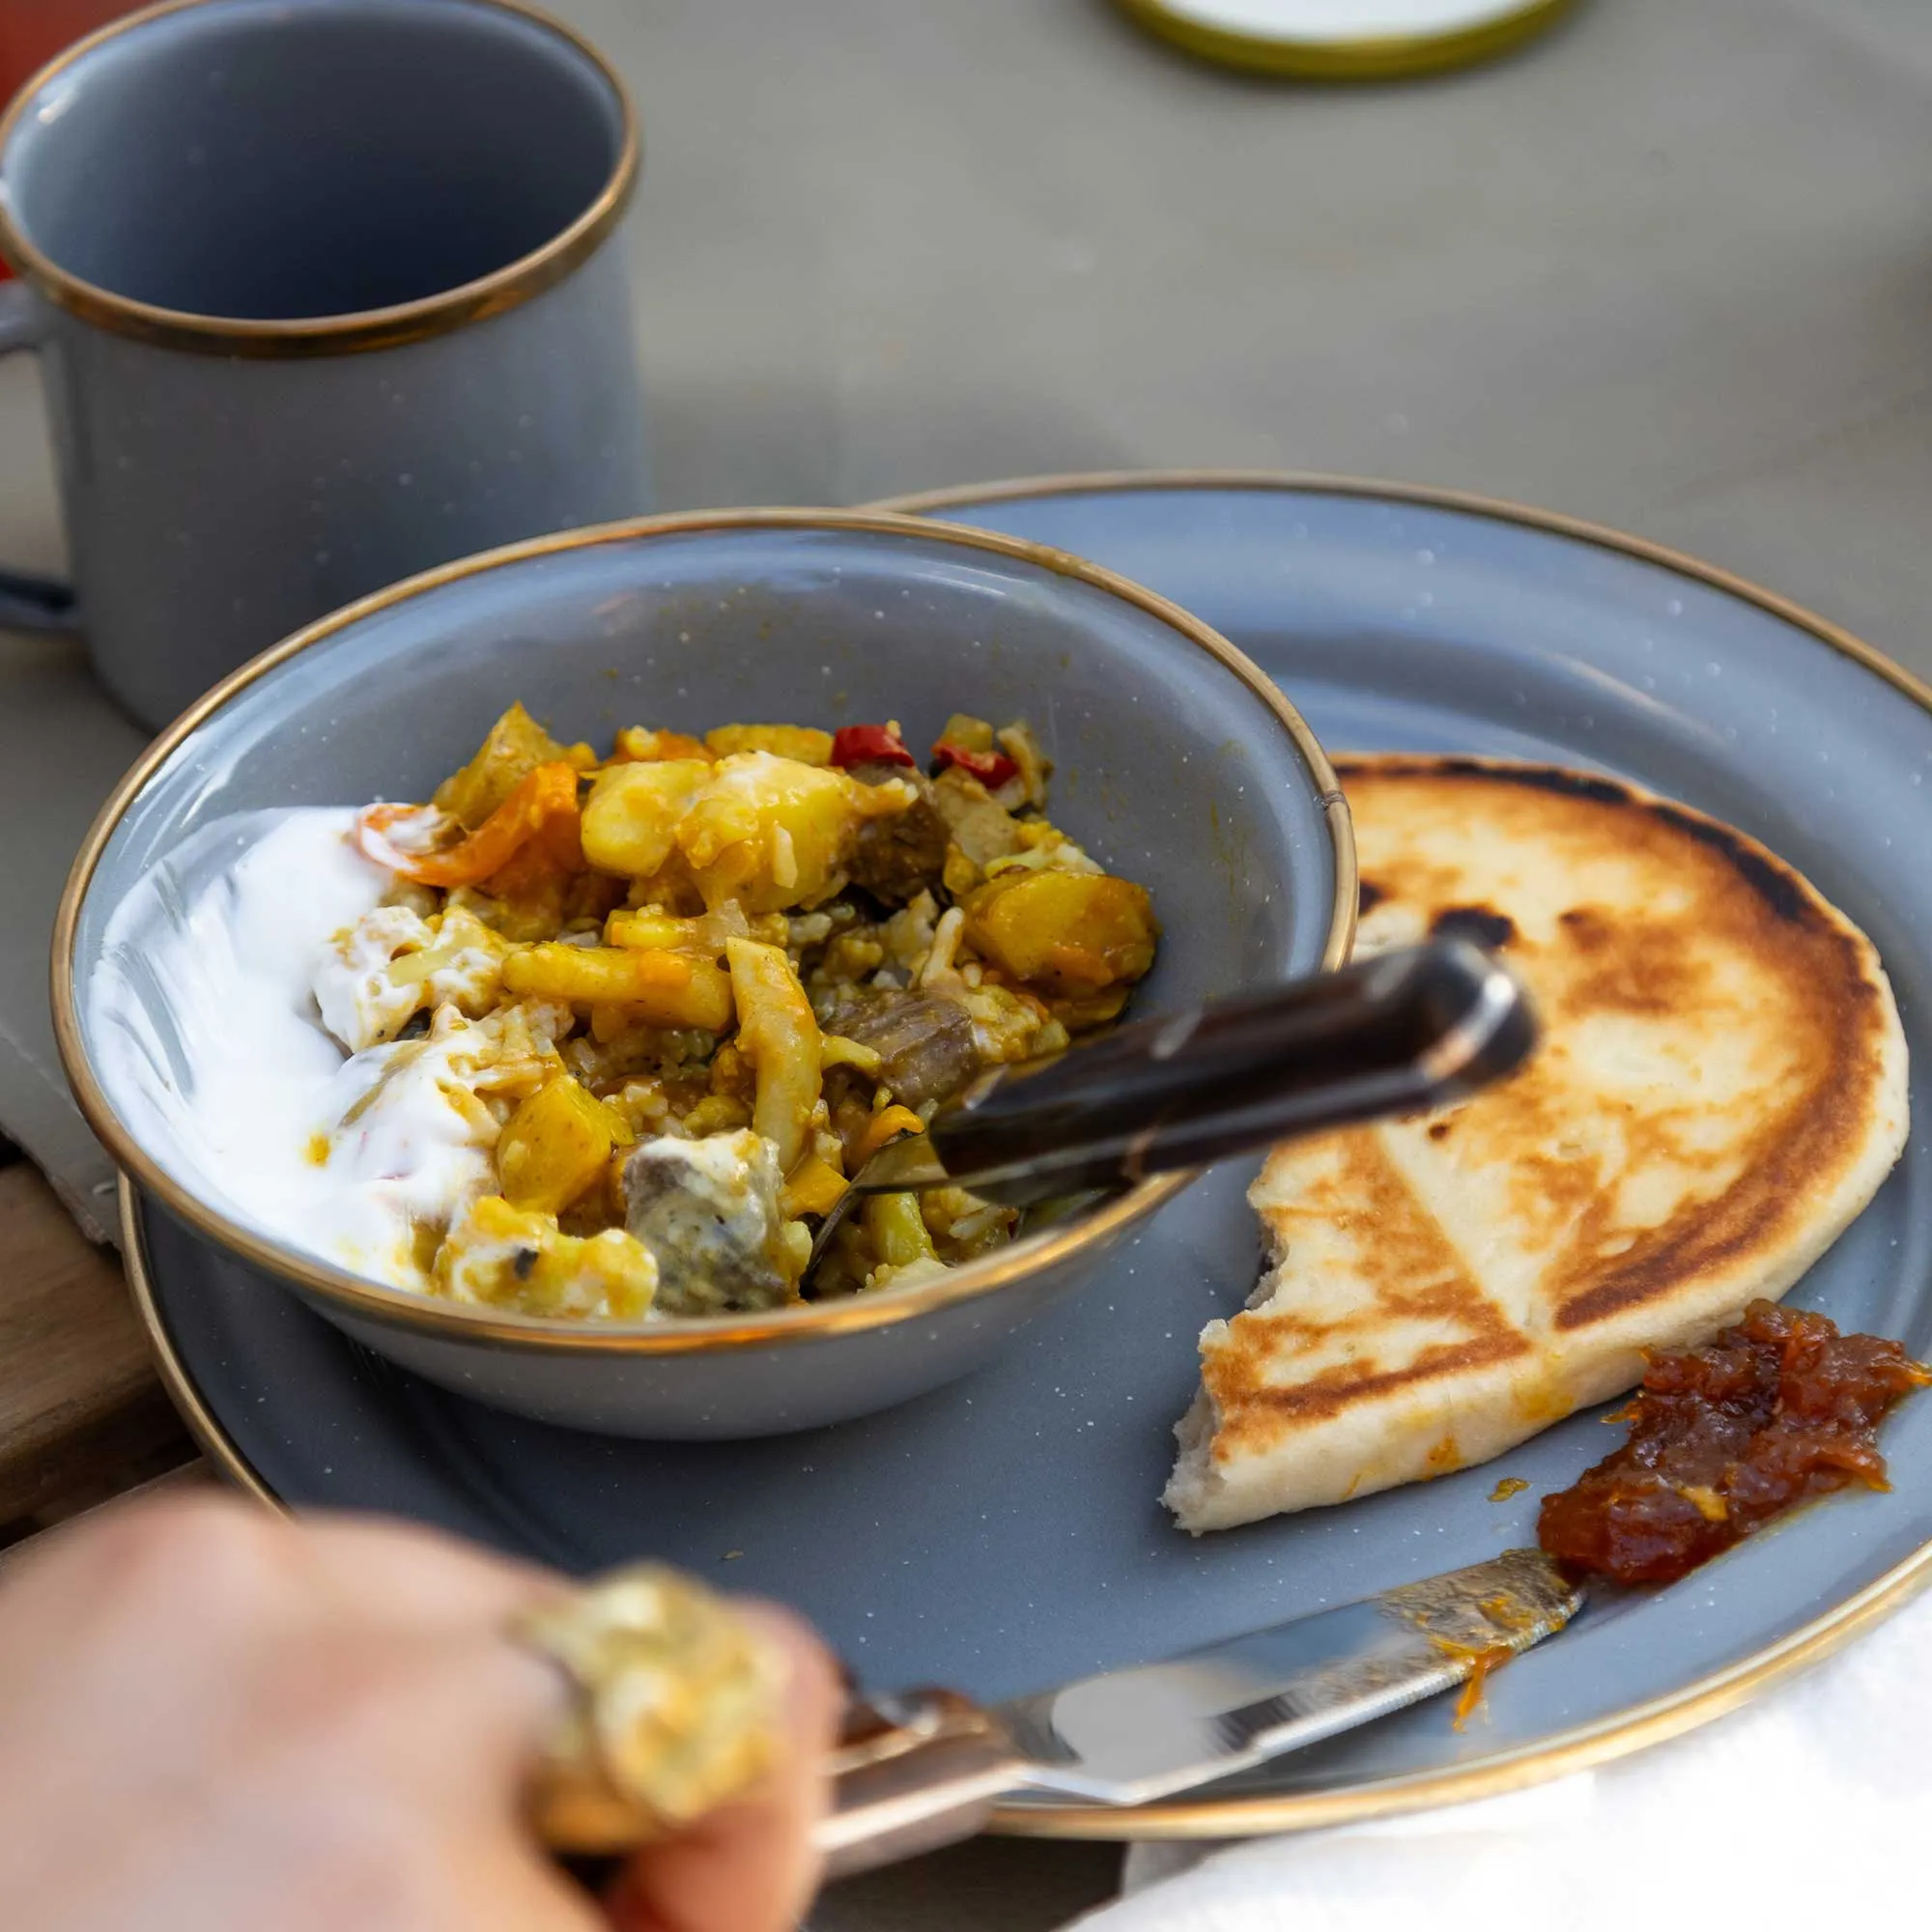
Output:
left=225, top=702, right=1158, bottom=1320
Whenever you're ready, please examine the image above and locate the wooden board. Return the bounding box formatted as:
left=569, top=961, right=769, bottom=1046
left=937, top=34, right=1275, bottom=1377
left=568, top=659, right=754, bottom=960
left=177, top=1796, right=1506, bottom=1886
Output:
left=0, top=1154, right=191, bottom=1527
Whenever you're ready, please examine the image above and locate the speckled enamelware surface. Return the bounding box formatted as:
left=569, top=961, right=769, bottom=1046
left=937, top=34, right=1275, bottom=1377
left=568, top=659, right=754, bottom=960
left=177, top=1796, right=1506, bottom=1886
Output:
left=66, top=507, right=1345, bottom=1436
left=127, top=477, right=1932, bottom=1836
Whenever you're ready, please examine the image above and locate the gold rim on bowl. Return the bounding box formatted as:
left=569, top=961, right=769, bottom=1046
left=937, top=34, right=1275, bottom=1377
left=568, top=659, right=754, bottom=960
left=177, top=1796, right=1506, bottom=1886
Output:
left=58, top=503, right=1355, bottom=1356
left=0, top=0, right=639, bottom=358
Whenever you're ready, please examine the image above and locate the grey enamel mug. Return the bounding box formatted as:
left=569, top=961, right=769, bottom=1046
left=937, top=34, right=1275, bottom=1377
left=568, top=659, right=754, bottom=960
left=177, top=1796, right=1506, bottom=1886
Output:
left=0, top=0, right=650, bottom=727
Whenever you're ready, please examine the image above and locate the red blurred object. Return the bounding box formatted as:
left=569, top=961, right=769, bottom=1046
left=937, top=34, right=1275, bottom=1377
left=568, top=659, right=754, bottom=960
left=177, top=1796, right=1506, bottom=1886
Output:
left=829, top=724, right=917, bottom=770
left=931, top=741, right=1018, bottom=787
left=0, top=1, right=151, bottom=279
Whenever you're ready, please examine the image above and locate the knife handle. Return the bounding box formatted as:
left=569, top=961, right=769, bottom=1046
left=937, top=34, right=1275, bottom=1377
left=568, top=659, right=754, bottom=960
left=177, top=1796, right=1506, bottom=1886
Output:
left=814, top=1690, right=1021, bottom=1880
left=534, top=1674, right=1014, bottom=1882
left=928, top=937, right=1536, bottom=1206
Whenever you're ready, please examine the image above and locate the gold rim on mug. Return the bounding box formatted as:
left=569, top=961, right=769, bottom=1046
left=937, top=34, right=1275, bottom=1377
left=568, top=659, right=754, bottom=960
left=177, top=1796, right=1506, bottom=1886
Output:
left=57, top=503, right=1355, bottom=1356
left=0, top=0, right=640, bottom=358
left=1109, top=0, right=1580, bottom=82
left=109, top=470, right=1932, bottom=1843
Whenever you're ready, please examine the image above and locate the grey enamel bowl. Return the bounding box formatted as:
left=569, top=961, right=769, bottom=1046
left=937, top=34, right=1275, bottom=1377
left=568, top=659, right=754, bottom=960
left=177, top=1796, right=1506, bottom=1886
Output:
left=55, top=509, right=1352, bottom=1437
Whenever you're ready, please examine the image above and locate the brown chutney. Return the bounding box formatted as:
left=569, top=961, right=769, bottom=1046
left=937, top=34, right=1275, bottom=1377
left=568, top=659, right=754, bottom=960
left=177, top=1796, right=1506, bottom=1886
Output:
left=1537, top=1299, right=1929, bottom=1586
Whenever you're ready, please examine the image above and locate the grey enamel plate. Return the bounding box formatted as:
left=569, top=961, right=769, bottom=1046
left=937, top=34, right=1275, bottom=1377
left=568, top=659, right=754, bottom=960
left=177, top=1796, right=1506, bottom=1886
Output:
left=129, top=474, right=1932, bottom=1838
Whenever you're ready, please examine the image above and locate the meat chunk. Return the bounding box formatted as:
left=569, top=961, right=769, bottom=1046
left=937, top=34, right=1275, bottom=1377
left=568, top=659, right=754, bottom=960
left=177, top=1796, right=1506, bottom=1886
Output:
left=621, top=1130, right=791, bottom=1316
left=822, top=987, right=981, bottom=1107
left=844, top=761, right=949, bottom=904
left=931, top=767, right=1023, bottom=868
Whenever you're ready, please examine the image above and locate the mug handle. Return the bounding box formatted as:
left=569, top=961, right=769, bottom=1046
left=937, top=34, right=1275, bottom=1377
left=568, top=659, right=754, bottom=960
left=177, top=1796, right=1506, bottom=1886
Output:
left=0, top=280, right=79, bottom=634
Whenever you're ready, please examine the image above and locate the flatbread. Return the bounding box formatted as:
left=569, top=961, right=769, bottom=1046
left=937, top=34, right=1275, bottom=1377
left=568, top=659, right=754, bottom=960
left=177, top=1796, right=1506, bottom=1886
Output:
left=1164, top=758, right=1909, bottom=1534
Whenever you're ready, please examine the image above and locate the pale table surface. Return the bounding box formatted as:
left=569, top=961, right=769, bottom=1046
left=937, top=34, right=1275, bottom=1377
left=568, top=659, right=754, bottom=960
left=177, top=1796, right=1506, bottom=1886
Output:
left=7, top=1, right=1932, bottom=1924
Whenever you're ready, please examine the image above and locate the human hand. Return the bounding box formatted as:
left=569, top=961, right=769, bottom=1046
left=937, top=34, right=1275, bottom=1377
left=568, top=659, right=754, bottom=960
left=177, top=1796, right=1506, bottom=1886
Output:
left=0, top=1492, right=839, bottom=1932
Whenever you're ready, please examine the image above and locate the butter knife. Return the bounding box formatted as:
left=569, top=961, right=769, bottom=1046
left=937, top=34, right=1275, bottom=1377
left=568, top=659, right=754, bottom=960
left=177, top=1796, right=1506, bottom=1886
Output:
left=534, top=1547, right=1583, bottom=1878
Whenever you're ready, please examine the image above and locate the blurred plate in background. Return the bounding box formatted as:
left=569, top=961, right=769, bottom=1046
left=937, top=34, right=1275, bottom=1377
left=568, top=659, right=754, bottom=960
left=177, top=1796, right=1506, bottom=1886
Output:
left=1111, top=0, right=1579, bottom=79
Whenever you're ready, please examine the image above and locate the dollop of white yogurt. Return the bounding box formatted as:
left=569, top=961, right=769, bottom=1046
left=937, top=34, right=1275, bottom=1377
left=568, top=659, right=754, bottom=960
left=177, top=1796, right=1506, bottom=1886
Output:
left=89, top=809, right=496, bottom=1288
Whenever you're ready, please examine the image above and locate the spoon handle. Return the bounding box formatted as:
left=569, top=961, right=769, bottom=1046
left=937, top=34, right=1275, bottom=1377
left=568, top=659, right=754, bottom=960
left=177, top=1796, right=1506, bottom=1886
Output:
left=926, top=939, right=1535, bottom=1207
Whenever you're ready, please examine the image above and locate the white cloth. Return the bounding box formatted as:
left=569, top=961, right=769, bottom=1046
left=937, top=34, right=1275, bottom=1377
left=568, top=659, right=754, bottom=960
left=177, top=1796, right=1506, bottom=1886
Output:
left=1072, top=1580, right=1932, bottom=1927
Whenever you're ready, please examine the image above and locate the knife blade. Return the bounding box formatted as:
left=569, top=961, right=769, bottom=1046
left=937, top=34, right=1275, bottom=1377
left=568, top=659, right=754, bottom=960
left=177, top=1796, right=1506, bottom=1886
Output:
left=812, top=1548, right=1582, bottom=1875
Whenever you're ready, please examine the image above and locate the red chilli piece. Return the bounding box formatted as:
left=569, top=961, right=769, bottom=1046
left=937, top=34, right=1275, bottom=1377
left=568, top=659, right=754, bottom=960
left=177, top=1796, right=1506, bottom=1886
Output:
left=932, top=740, right=1019, bottom=787
left=830, top=724, right=917, bottom=769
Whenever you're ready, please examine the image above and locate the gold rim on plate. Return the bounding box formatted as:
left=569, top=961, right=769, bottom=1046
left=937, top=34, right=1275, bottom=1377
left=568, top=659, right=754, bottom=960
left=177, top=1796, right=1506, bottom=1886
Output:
left=123, top=1179, right=280, bottom=1514
left=0, top=0, right=640, bottom=358
left=117, top=470, right=1932, bottom=1843
left=59, top=503, right=1353, bottom=1357
left=881, top=470, right=1932, bottom=1834
left=1109, top=0, right=1580, bottom=82
left=120, top=1147, right=1932, bottom=1838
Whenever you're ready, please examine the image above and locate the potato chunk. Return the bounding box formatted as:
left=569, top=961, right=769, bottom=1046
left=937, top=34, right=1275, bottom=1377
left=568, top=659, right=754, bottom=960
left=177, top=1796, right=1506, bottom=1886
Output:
left=679, top=753, right=913, bottom=913
left=581, top=759, right=712, bottom=878
left=497, top=1074, right=634, bottom=1215
left=613, top=725, right=714, bottom=764
left=965, top=871, right=1158, bottom=996
left=703, top=724, right=835, bottom=765
left=724, top=937, right=821, bottom=1173
left=502, top=945, right=734, bottom=1031
left=435, top=1195, right=657, bottom=1320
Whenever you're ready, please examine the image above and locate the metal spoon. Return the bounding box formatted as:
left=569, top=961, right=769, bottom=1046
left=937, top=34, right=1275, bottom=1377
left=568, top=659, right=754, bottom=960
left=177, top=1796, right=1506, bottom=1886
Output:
left=802, top=938, right=1534, bottom=1290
